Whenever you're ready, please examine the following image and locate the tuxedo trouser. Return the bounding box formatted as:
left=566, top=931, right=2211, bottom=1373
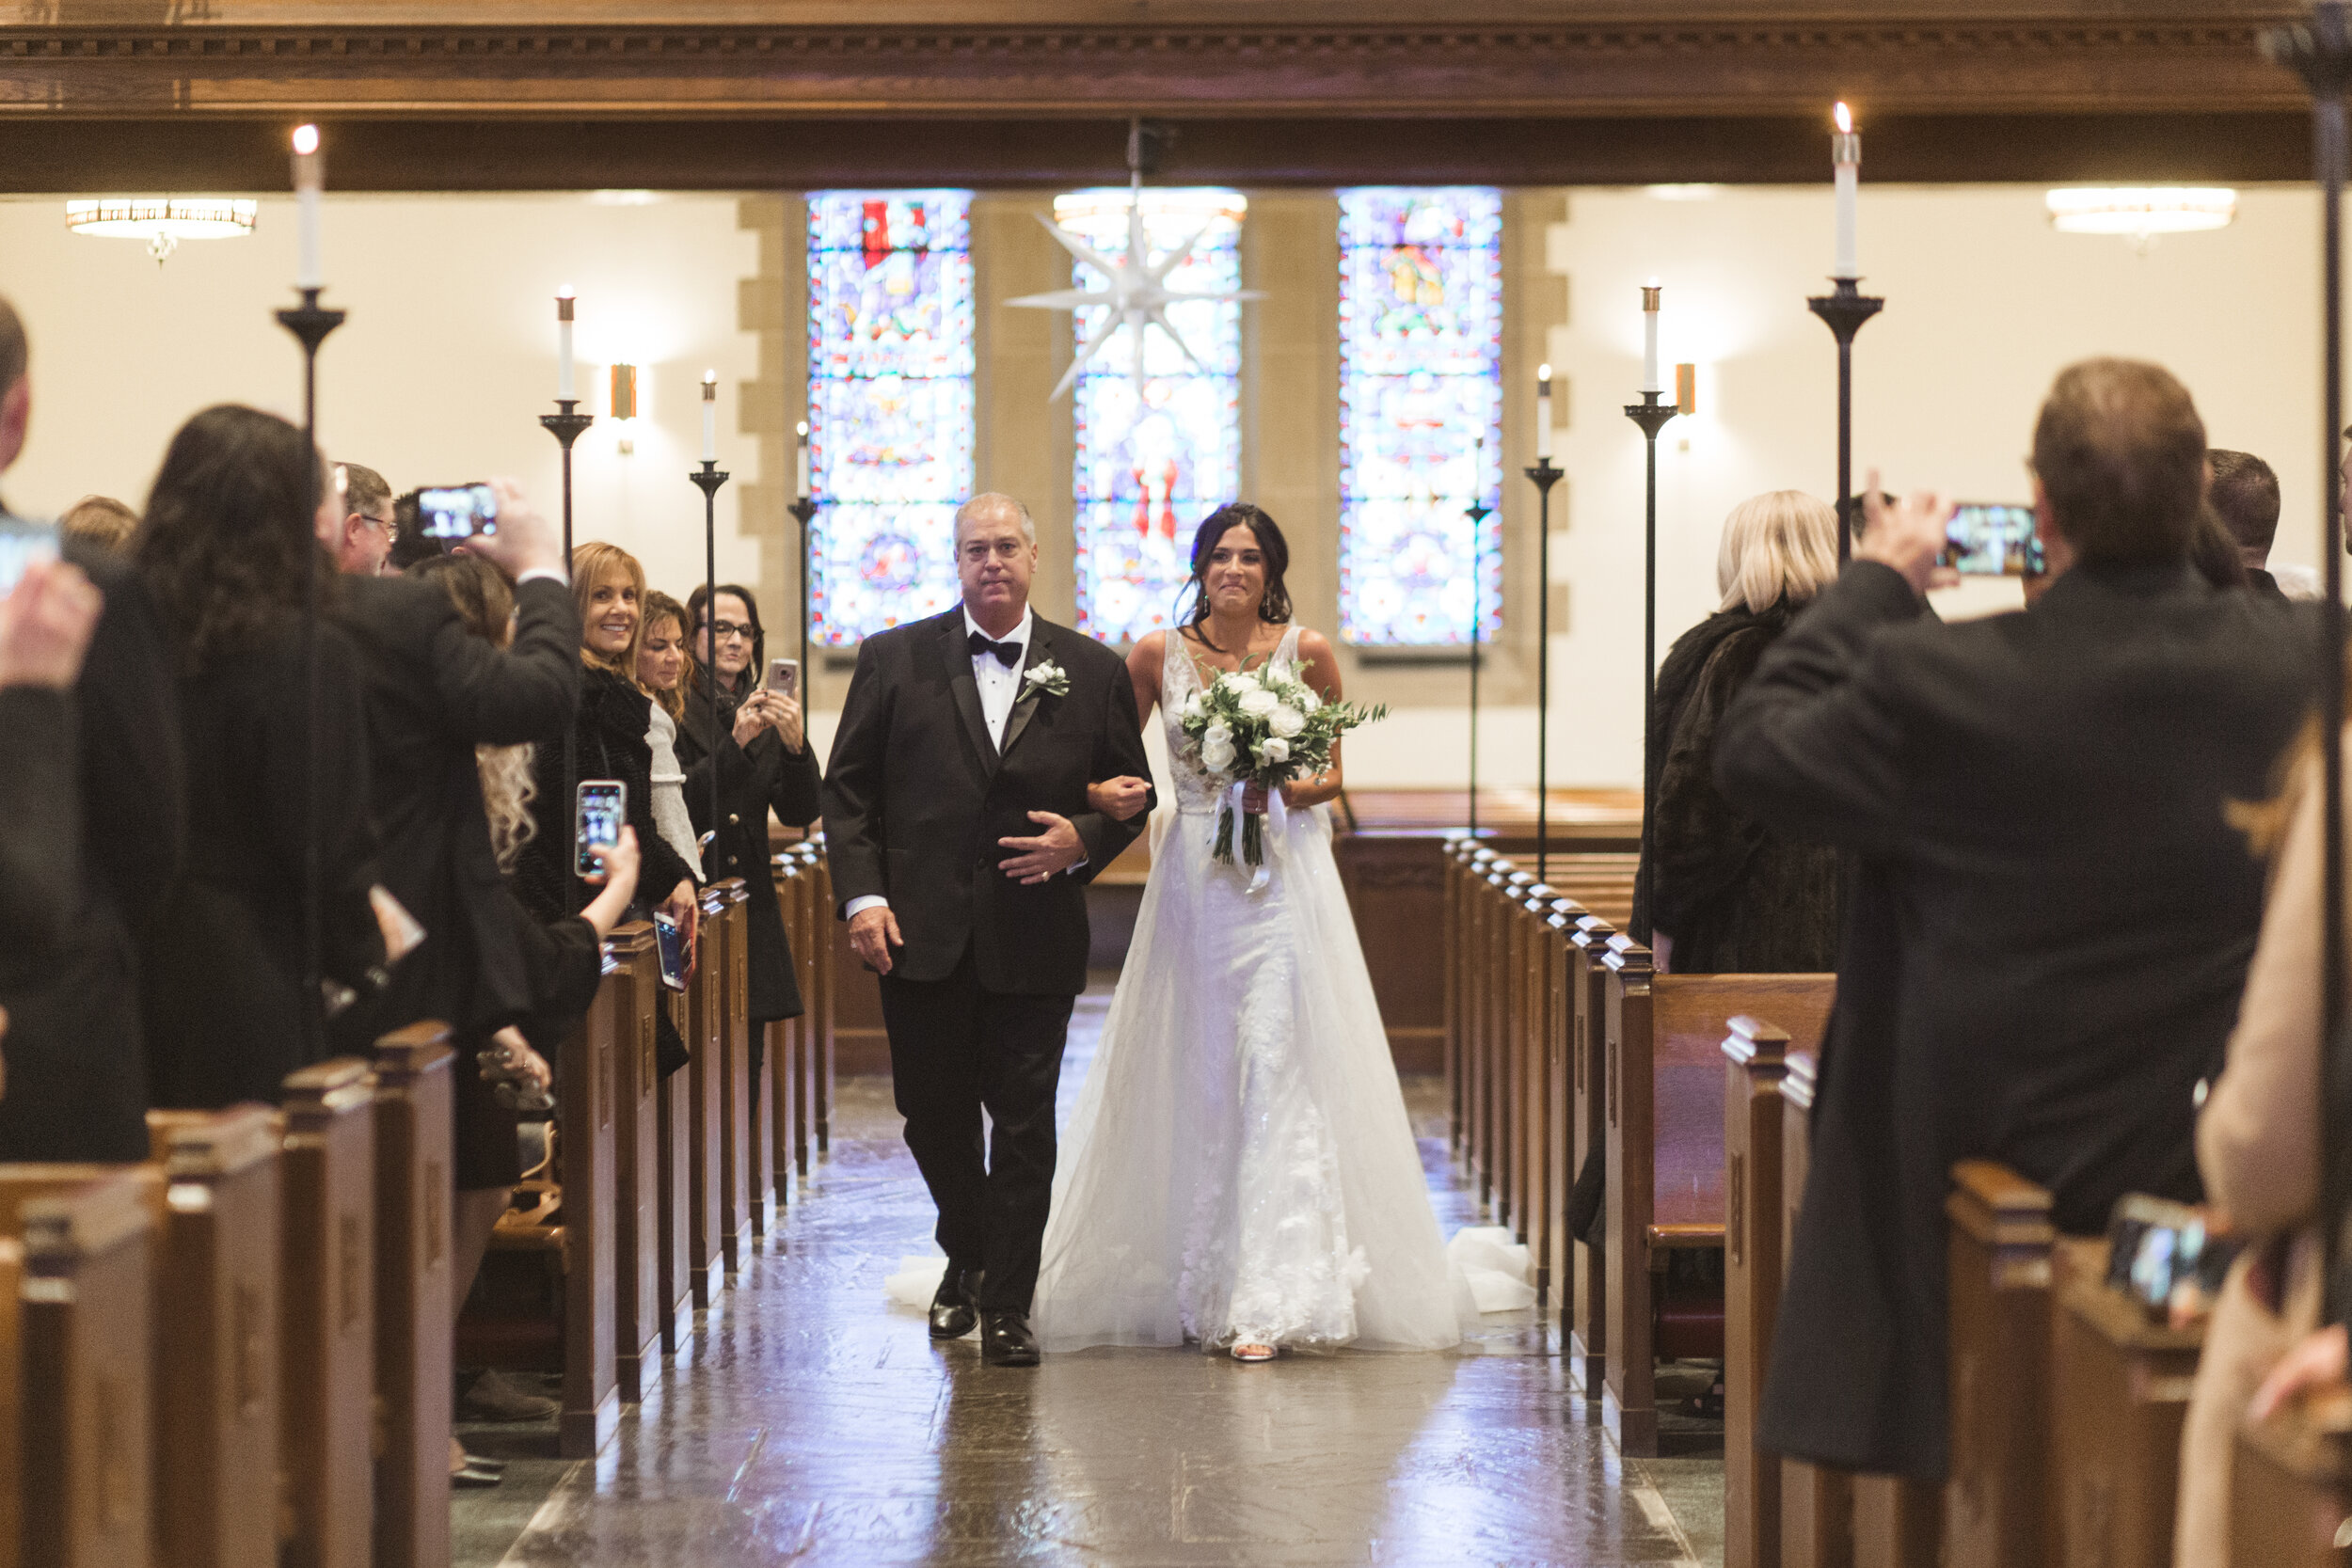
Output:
left=878, top=946, right=1075, bottom=1313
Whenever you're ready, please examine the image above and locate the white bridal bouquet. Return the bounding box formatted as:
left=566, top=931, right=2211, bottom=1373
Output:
left=1178, top=664, right=1387, bottom=869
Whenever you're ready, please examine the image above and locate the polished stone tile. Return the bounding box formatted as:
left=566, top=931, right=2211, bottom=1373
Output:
left=460, top=977, right=1722, bottom=1568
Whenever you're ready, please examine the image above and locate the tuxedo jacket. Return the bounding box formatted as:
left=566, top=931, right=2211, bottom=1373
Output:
left=821, top=607, right=1153, bottom=995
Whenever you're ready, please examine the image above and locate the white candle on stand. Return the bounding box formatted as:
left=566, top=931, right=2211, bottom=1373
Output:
left=796, top=420, right=812, bottom=499
left=291, top=124, right=323, bottom=290
left=1833, top=101, right=1860, bottom=280
left=1642, top=280, right=1662, bottom=393
left=1535, top=363, right=1553, bottom=462
left=701, top=371, right=718, bottom=462
left=556, top=290, right=576, bottom=402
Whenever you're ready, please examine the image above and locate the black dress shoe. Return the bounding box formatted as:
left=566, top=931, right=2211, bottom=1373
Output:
left=452, top=1465, right=503, bottom=1490
left=980, top=1309, right=1041, bottom=1368
left=929, top=1264, right=981, bottom=1340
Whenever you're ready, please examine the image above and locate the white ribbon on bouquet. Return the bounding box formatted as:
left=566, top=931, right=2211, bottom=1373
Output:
left=1212, top=777, right=1289, bottom=893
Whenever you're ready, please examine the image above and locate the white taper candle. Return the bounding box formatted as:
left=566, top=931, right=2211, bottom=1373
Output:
left=1536, top=363, right=1553, bottom=462
left=1642, top=281, right=1662, bottom=393
left=557, top=290, right=576, bottom=402
left=1833, top=102, right=1860, bottom=280
left=701, top=371, right=718, bottom=462
left=291, top=124, right=323, bottom=290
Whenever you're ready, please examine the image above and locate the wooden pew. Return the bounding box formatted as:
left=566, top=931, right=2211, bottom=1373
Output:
left=2051, top=1236, right=2201, bottom=1568
left=6, top=1168, right=157, bottom=1568
left=1564, top=910, right=1616, bottom=1401
left=714, top=879, right=753, bottom=1275
left=1944, top=1160, right=2055, bottom=1568
left=1474, top=860, right=1526, bottom=1211
left=277, top=1059, right=375, bottom=1568
left=604, top=923, right=664, bottom=1405
left=655, top=980, right=694, bottom=1355
left=687, top=884, right=729, bottom=1308
left=368, top=1027, right=454, bottom=1568
left=559, top=943, right=622, bottom=1458
left=143, top=1107, right=279, bottom=1568
left=768, top=852, right=804, bottom=1203
left=787, top=842, right=835, bottom=1160
left=2232, top=1400, right=2352, bottom=1567
left=1599, top=937, right=1834, bottom=1456
left=1777, top=1045, right=1851, bottom=1568
left=1724, top=1017, right=1790, bottom=1568
left=1442, top=839, right=1490, bottom=1158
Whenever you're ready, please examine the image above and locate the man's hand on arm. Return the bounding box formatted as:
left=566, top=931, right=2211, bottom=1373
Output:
left=846, top=899, right=903, bottom=974
left=1852, top=471, right=1960, bottom=596
left=998, top=812, right=1085, bottom=885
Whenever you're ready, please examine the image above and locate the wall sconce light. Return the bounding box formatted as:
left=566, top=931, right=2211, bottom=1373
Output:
left=610, top=363, right=639, bottom=454
left=1675, top=363, right=1698, bottom=417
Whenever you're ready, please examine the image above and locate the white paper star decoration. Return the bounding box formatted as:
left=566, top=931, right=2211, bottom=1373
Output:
left=1009, top=172, right=1264, bottom=403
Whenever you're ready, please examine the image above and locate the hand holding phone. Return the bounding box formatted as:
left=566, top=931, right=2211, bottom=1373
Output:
left=575, top=780, right=626, bottom=878
left=765, top=657, right=800, bottom=700
left=417, top=483, right=499, bottom=541
left=654, top=911, right=690, bottom=992
left=1940, top=503, right=2043, bottom=577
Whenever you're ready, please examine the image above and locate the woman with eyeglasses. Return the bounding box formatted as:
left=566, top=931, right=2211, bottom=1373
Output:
left=677, top=583, right=822, bottom=1071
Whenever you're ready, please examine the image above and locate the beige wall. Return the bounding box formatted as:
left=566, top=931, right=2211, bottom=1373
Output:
left=1, top=182, right=2322, bottom=790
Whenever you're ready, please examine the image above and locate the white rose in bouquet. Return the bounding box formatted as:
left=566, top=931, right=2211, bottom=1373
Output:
left=1225, top=671, right=1262, bottom=691
left=1239, top=688, right=1279, bottom=718
left=1182, top=692, right=1205, bottom=721
left=1204, top=721, right=1232, bottom=747
left=1268, top=705, right=1306, bottom=738
left=1200, top=736, right=1236, bottom=772
left=1259, top=736, right=1291, bottom=766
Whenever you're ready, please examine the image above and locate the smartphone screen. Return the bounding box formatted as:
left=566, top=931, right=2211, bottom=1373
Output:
left=0, top=515, right=61, bottom=596
left=765, top=657, right=800, bottom=700
left=418, top=483, right=499, bottom=541
left=654, top=912, right=689, bottom=992
left=1941, top=502, right=2042, bottom=577
left=575, top=780, right=625, bottom=877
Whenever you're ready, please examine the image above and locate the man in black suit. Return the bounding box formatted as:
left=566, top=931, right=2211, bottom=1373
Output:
left=1717, top=358, right=2313, bottom=1480
left=2209, top=447, right=2290, bottom=602
left=822, top=492, right=1154, bottom=1366
left=332, top=478, right=579, bottom=1048
left=0, top=296, right=185, bottom=1162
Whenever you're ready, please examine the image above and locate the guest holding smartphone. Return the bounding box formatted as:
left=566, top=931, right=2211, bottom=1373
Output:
left=679, top=582, right=823, bottom=1067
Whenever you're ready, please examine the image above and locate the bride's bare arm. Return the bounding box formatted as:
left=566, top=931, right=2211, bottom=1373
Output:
left=1085, top=631, right=1162, bottom=822
left=1281, top=629, right=1346, bottom=810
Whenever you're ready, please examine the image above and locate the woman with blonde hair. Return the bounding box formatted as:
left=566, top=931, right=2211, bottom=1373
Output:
left=513, top=541, right=699, bottom=964
left=1630, top=489, right=1843, bottom=976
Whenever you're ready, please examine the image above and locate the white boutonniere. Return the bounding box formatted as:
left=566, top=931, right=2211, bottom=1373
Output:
left=1021, top=660, right=1071, bottom=701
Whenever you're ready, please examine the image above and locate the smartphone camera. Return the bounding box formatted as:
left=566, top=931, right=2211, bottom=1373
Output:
left=654, top=912, right=689, bottom=992
left=1940, top=502, right=2042, bottom=578
left=575, top=780, right=625, bottom=878
left=765, top=657, right=800, bottom=700
left=0, top=515, right=61, bottom=596
left=418, top=483, right=499, bottom=541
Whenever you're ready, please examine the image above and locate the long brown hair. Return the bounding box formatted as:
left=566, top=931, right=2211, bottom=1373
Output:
left=641, top=590, right=695, bottom=721
left=136, top=404, right=334, bottom=674
left=570, top=540, right=646, bottom=682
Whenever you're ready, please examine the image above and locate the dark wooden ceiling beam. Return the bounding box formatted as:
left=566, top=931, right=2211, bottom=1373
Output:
left=0, top=10, right=2311, bottom=119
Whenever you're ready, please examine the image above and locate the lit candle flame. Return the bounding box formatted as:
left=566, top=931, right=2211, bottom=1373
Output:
left=292, top=123, right=320, bottom=155
left=1538, top=362, right=1551, bottom=382
left=702, top=370, right=718, bottom=397
left=797, top=420, right=809, bottom=438
left=1834, top=102, right=1853, bottom=135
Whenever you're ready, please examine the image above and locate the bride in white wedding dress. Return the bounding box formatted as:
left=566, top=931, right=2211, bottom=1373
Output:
left=1032, top=504, right=1473, bottom=1360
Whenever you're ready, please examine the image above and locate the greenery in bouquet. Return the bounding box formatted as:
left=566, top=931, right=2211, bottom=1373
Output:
left=1177, top=664, right=1388, bottom=868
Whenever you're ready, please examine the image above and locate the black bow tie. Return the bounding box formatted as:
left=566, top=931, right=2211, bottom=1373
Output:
left=968, top=630, right=1023, bottom=667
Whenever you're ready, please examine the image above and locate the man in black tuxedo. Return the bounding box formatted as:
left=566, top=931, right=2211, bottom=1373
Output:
left=332, top=478, right=580, bottom=1047
left=822, top=492, right=1154, bottom=1366
left=1718, top=359, right=2314, bottom=1480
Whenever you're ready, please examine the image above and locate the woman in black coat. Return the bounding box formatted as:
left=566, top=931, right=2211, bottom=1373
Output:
left=135, top=404, right=386, bottom=1110
left=679, top=583, right=821, bottom=1029
left=1629, top=489, right=1844, bottom=975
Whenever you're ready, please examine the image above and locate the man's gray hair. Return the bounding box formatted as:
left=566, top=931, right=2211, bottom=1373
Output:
left=955, top=492, right=1035, bottom=546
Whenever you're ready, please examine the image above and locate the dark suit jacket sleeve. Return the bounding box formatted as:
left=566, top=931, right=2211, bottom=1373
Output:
left=66, top=546, right=184, bottom=932
left=763, top=730, right=823, bottom=832
left=0, top=688, right=81, bottom=954
left=818, top=639, right=891, bottom=911
left=430, top=577, right=581, bottom=745
left=1712, top=560, right=1922, bottom=852
left=1068, top=652, right=1155, bottom=881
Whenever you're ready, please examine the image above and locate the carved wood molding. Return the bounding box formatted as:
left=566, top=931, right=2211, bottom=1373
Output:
left=0, top=13, right=2308, bottom=118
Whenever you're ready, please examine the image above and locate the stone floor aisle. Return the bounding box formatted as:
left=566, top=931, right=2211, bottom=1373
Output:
left=459, top=981, right=1724, bottom=1567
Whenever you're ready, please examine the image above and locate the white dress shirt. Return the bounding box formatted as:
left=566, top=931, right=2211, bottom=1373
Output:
left=845, top=605, right=1046, bottom=922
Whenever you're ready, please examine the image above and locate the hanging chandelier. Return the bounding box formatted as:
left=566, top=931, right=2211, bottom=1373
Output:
left=67, top=198, right=258, bottom=264
left=2045, top=187, right=2236, bottom=249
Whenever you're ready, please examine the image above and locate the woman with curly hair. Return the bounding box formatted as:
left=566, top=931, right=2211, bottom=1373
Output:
left=135, top=404, right=385, bottom=1108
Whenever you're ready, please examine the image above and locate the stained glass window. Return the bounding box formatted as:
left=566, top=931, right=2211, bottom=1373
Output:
left=806, top=191, right=977, bottom=645
left=1337, top=187, right=1504, bottom=646
left=1058, top=188, right=1247, bottom=646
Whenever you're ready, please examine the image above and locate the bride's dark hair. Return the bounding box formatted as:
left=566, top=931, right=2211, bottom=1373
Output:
left=1178, top=503, right=1293, bottom=655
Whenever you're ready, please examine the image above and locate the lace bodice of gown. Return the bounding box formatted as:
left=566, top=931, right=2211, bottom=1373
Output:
left=1160, top=625, right=1305, bottom=816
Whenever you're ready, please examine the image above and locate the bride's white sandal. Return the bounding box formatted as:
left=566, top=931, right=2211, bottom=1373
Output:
left=1231, top=1342, right=1278, bottom=1363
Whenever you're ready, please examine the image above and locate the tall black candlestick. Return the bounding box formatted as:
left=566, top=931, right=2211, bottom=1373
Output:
left=1464, top=490, right=1494, bottom=838
left=1523, top=460, right=1563, bottom=885
left=1807, top=279, right=1884, bottom=561
left=789, top=496, right=818, bottom=682
left=1624, top=389, right=1682, bottom=898
left=692, top=461, right=733, bottom=879
left=540, top=398, right=594, bottom=900
left=277, top=287, right=344, bottom=1061
left=2265, top=0, right=2352, bottom=1322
